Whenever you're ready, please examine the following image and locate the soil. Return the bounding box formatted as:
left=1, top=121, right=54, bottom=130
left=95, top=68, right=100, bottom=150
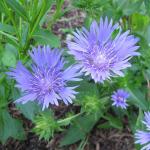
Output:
left=0, top=1, right=136, bottom=150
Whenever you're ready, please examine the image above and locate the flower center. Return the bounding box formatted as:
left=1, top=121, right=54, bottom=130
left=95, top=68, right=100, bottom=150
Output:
left=29, top=67, right=65, bottom=96
left=117, top=97, right=124, bottom=103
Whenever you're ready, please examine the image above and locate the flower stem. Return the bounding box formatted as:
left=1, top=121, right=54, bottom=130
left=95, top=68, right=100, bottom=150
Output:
left=57, top=111, right=84, bottom=124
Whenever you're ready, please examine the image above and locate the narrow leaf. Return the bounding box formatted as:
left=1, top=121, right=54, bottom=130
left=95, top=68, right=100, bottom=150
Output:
left=31, top=29, right=61, bottom=47
left=1, top=51, right=16, bottom=68
left=4, top=0, right=28, bottom=21
left=123, top=0, right=144, bottom=16
left=127, top=83, right=149, bottom=111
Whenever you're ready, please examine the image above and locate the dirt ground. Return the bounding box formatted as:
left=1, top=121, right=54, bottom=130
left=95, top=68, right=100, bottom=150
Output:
left=0, top=1, right=136, bottom=150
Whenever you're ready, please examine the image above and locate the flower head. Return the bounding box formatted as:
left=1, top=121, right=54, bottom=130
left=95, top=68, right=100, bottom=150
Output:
left=67, top=17, right=140, bottom=83
left=7, top=45, right=82, bottom=110
left=111, top=89, right=130, bottom=109
left=135, top=111, right=150, bottom=150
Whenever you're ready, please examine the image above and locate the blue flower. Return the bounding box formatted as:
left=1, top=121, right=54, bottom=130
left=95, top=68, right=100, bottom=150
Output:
left=7, top=45, right=82, bottom=110
left=66, top=17, right=140, bottom=83
left=111, top=89, right=130, bottom=109
left=135, top=112, right=150, bottom=150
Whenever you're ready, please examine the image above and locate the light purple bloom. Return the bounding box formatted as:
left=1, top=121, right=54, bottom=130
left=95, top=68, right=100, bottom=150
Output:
left=67, top=17, right=140, bottom=83
left=135, top=112, right=150, bottom=150
left=111, top=89, right=130, bottom=109
left=7, top=45, right=82, bottom=111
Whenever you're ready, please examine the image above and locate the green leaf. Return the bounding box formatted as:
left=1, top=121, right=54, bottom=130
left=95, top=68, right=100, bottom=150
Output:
left=123, top=0, right=144, bottom=16
left=83, top=17, right=93, bottom=31
left=57, top=6, right=75, bottom=19
left=132, top=12, right=144, bottom=32
left=132, top=33, right=148, bottom=51
left=128, top=109, right=137, bottom=133
left=21, top=24, right=29, bottom=47
left=0, top=108, right=27, bottom=145
left=4, top=0, right=28, bottom=21
left=15, top=101, right=35, bottom=121
left=1, top=51, right=16, bottom=68
left=127, top=83, right=149, bottom=111
left=95, top=0, right=112, bottom=7
left=0, top=72, right=6, bottom=84
left=0, top=84, right=4, bottom=98
left=60, top=114, right=100, bottom=146
left=39, top=0, right=55, bottom=26
left=146, top=23, right=150, bottom=45
left=31, top=29, right=61, bottom=47
left=12, top=87, right=50, bottom=121
left=0, top=38, right=19, bottom=47
left=117, top=0, right=129, bottom=11
left=0, top=3, right=7, bottom=15
left=0, top=23, right=16, bottom=34
left=134, top=109, right=147, bottom=150
left=11, top=88, right=34, bottom=121
left=97, top=121, right=112, bottom=129
left=144, top=0, right=150, bottom=17
left=108, top=115, right=123, bottom=130
left=42, top=0, right=55, bottom=16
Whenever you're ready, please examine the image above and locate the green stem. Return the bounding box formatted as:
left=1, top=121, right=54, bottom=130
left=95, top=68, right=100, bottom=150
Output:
left=30, top=0, right=39, bottom=27
left=123, top=17, right=127, bottom=31
left=57, top=111, right=84, bottom=124
left=47, top=0, right=64, bottom=29
left=128, top=0, right=132, bottom=31
left=29, top=1, right=46, bottom=36
left=23, top=1, right=46, bottom=56
left=90, top=9, right=94, bottom=18
left=19, top=1, right=22, bottom=39
left=81, top=134, right=89, bottom=150
left=2, top=1, right=23, bottom=52
left=0, top=42, right=5, bottom=52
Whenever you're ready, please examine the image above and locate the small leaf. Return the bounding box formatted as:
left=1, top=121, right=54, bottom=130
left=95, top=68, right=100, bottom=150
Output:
left=60, top=114, right=100, bottom=146
left=127, top=83, right=149, bottom=111
left=128, top=109, right=137, bottom=133
left=123, top=0, right=144, bottom=16
left=31, top=29, right=61, bottom=47
left=0, top=23, right=16, bottom=34
left=117, top=0, right=129, bottom=10
left=1, top=51, right=16, bottom=68
left=108, top=115, right=123, bottom=130
left=83, top=17, right=93, bottom=31
left=21, top=24, right=29, bottom=47
left=57, top=6, right=75, bottom=19
left=0, top=108, right=27, bottom=145
left=0, top=72, right=6, bottom=84
left=97, top=121, right=112, bottom=129
left=4, top=0, right=28, bottom=21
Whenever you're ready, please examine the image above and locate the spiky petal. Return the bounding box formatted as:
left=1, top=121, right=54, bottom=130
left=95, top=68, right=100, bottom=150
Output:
left=135, top=111, right=150, bottom=150
left=7, top=45, right=82, bottom=110
left=67, top=17, right=140, bottom=83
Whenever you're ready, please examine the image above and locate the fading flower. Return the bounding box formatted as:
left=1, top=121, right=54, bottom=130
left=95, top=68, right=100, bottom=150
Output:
left=111, top=89, right=130, bottom=109
left=66, top=34, right=73, bottom=41
left=7, top=45, right=82, bottom=110
left=135, top=112, right=150, bottom=150
left=67, top=17, right=140, bottom=83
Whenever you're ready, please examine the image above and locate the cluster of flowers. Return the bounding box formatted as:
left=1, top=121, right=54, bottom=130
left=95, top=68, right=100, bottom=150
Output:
left=7, top=17, right=148, bottom=148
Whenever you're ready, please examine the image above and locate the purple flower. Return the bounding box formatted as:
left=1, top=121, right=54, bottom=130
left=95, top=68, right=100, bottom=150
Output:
left=7, top=45, right=82, bottom=111
left=66, top=17, right=140, bottom=83
left=111, top=89, right=130, bottom=109
left=135, top=112, right=150, bottom=150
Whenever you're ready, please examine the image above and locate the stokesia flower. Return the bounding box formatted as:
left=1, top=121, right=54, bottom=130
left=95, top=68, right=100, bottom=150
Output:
left=135, top=112, right=150, bottom=150
left=111, top=89, right=130, bottom=109
left=66, top=17, right=140, bottom=83
left=7, top=45, right=82, bottom=111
